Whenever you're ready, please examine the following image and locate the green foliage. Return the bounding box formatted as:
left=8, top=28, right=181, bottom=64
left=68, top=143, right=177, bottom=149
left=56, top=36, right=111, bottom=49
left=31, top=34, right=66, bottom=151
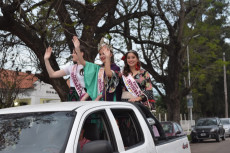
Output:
left=0, top=0, right=229, bottom=118
left=155, top=96, right=167, bottom=112
left=153, top=95, right=167, bottom=119
left=105, top=34, right=112, bottom=40
left=187, top=135, right=191, bottom=141
left=182, top=0, right=230, bottom=118
left=87, top=0, right=101, bottom=4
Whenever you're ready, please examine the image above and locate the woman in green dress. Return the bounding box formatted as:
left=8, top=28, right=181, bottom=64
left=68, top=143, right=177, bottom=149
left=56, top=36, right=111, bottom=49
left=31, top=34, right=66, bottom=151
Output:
left=72, top=36, right=122, bottom=101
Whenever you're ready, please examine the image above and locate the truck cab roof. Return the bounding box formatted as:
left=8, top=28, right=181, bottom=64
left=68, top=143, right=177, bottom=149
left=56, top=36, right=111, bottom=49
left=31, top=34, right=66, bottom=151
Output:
left=0, top=101, right=134, bottom=114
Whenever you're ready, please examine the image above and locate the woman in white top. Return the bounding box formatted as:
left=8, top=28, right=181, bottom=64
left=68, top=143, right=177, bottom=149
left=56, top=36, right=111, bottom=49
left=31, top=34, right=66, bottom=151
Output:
left=44, top=46, right=89, bottom=101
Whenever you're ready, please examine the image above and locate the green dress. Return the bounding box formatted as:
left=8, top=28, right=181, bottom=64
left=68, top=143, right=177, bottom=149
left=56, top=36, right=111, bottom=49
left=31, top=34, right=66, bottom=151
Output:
left=84, top=62, right=101, bottom=100
left=84, top=61, right=121, bottom=101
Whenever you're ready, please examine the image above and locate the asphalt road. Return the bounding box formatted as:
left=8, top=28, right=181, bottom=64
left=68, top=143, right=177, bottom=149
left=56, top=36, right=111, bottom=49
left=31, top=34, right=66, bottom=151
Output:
left=190, top=137, right=230, bottom=153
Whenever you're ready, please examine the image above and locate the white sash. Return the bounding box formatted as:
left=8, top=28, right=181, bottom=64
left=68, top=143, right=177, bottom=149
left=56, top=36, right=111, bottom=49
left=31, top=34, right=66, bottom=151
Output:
left=98, top=67, right=104, bottom=95
left=122, top=74, right=151, bottom=109
left=122, top=74, right=143, bottom=97
left=71, top=65, right=86, bottom=100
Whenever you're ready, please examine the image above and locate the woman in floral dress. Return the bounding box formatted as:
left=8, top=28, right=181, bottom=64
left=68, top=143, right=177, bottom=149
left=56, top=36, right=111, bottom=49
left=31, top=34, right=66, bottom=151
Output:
left=121, top=50, right=155, bottom=107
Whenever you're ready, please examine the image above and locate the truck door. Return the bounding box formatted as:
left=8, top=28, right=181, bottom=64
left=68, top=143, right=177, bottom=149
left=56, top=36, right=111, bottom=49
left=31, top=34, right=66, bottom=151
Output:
left=109, top=108, right=157, bottom=153
left=75, top=109, right=119, bottom=153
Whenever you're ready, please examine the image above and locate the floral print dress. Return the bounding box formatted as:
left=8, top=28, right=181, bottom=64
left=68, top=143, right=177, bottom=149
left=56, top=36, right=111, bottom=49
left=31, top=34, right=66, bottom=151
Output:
left=102, top=64, right=122, bottom=101
left=121, top=69, right=155, bottom=104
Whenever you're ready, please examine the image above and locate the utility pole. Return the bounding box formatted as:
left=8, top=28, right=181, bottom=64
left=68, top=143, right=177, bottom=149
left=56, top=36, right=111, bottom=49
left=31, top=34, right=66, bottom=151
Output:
left=223, top=52, right=228, bottom=118
left=186, top=34, right=199, bottom=126
left=187, top=46, right=193, bottom=123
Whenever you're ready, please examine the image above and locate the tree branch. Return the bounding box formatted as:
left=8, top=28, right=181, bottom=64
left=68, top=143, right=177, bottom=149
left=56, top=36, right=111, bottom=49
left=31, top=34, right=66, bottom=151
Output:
left=96, top=11, right=152, bottom=34
left=53, top=0, right=76, bottom=52
left=155, top=0, right=174, bottom=37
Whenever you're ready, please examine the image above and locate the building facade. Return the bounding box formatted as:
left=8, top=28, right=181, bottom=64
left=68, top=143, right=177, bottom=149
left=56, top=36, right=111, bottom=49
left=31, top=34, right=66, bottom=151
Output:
left=14, top=80, right=61, bottom=106
left=0, top=69, right=61, bottom=107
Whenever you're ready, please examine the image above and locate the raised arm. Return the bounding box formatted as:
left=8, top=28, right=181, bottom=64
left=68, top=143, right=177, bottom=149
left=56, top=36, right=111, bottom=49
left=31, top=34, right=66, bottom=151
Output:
left=72, top=36, right=86, bottom=66
left=102, top=45, right=113, bottom=77
left=44, top=47, right=66, bottom=78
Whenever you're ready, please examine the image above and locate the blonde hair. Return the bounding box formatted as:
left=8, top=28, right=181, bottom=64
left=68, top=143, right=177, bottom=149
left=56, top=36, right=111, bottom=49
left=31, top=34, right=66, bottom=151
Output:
left=98, top=37, right=113, bottom=53
left=98, top=37, right=114, bottom=63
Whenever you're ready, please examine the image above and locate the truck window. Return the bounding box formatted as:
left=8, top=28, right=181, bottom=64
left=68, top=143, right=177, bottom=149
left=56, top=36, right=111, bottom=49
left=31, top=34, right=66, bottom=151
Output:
left=111, top=109, right=144, bottom=150
left=173, top=123, right=179, bottom=133
left=134, top=103, right=166, bottom=140
left=78, top=111, right=117, bottom=152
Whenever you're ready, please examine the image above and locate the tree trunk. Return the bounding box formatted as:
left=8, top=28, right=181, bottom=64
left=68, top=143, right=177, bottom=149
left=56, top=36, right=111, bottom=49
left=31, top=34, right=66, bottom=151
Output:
left=165, top=95, right=181, bottom=123
left=165, top=44, right=184, bottom=123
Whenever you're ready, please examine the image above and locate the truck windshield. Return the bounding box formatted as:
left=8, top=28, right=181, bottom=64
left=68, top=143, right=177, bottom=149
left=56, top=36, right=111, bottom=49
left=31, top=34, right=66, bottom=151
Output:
left=0, top=111, right=76, bottom=153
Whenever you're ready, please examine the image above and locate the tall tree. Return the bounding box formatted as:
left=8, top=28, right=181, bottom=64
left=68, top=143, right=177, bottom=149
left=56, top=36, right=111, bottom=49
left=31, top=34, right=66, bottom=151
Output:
left=185, top=0, right=230, bottom=118
left=0, top=0, right=148, bottom=102
left=109, top=0, right=230, bottom=122
left=0, top=0, right=229, bottom=122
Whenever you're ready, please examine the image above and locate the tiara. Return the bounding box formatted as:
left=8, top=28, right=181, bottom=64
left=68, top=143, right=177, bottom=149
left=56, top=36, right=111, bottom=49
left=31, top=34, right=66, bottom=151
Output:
left=98, top=37, right=113, bottom=52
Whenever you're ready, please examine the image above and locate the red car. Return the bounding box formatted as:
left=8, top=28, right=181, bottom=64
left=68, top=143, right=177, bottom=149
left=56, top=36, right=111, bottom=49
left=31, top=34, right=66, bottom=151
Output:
left=161, top=121, right=186, bottom=137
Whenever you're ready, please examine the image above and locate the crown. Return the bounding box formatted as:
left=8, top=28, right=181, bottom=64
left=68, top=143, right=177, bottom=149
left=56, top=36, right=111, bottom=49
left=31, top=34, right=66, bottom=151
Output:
left=98, top=37, right=113, bottom=52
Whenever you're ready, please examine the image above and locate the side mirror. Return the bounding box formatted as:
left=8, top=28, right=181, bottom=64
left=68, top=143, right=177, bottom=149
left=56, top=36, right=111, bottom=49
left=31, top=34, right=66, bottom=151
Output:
left=82, top=140, right=113, bottom=153
left=147, top=118, right=155, bottom=126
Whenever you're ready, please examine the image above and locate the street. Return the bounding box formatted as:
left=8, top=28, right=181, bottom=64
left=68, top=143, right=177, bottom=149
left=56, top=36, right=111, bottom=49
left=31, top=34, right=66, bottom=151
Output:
left=190, top=137, right=230, bottom=153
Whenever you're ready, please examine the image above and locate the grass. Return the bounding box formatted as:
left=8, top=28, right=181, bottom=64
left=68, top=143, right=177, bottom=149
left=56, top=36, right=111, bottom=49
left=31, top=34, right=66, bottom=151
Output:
left=187, top=134, right=191, bottom=141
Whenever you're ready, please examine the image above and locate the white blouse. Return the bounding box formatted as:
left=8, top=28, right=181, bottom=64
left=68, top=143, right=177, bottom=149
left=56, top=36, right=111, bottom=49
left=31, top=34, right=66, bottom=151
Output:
left=62, top=64, right=85, bottom=88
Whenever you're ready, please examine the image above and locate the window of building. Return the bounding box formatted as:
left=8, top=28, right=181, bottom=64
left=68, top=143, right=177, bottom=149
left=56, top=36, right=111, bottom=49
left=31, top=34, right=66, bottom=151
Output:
left=19, top=102, right=28, bottom=106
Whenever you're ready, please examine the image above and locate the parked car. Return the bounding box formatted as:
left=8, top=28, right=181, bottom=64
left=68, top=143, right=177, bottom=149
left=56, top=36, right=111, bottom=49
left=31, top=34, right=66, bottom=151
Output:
left=161, top=121, right=186, bottom=137
left=190, top=117, right=225, bottom=142
left=220, top=118, right=230, bottom=137
left=0, top=102, right=191, bottom=153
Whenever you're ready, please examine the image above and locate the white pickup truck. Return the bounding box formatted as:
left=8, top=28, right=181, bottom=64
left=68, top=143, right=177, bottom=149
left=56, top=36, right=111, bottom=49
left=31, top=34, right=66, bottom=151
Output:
left=0, top=102, right=191, bottom=153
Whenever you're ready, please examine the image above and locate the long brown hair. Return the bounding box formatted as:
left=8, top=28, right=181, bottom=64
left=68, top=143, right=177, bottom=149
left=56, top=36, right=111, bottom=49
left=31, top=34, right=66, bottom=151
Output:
left=73, top=45, right=86, bottom=76
left=123, top=50, right=141, bottom=77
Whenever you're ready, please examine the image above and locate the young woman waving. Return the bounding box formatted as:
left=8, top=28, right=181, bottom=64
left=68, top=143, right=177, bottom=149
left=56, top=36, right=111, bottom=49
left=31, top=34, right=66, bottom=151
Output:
left=44, top=46, right=89, bottom=101
left=72, top=36, right=121, bottom=101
